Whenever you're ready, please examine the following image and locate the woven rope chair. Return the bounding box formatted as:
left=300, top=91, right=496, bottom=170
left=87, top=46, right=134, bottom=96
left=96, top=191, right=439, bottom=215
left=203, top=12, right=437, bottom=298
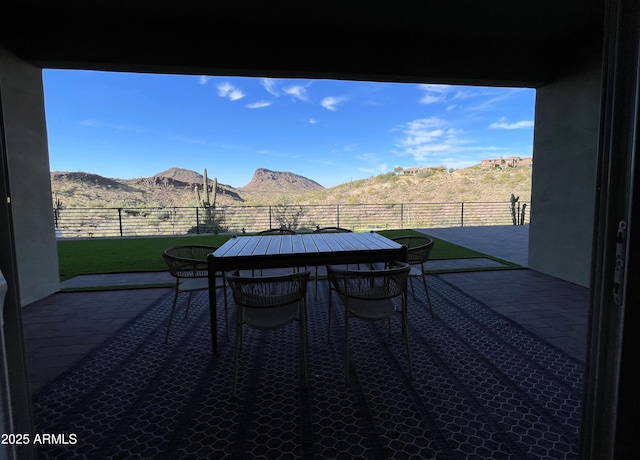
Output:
left=311, top=226, right=353, bottom=297
left=226, top=269, right=311, bottom=398
left=327, top=261, right=412, bottom=384
left=162, top=245, right=228, bottom=343
left=390, top=235, right=435, bottom=319
left=313, top=226, right=351, bottom=233
left=256, top=228, right=297, bottom=235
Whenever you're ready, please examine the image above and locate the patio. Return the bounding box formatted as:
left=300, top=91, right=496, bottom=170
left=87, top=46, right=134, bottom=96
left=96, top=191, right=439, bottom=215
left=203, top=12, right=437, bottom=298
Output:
left=22, top=226, right=589, bottom=458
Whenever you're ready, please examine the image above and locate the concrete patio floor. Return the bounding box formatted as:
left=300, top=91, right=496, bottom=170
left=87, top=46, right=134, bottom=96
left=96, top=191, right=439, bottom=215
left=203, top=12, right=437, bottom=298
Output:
left=22, top=225, right=590, bottom=394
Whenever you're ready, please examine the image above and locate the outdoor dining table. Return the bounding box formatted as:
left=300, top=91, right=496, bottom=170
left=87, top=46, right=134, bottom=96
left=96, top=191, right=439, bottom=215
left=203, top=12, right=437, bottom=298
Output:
left=206, top=231, right=408, bottom=354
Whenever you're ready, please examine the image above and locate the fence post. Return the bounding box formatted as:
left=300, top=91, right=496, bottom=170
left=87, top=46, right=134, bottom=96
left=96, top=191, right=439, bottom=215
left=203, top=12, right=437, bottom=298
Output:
left=336, top=204, right=340, bottom=227
left=269, top=206, right=272, bottom=229
left=460, top=202, right=464, bottom=227
left=195, top=207, right=200, bottom=234
left=118, top=208, right=123, bottom=236
left=400, top=203, right=404, bottom=228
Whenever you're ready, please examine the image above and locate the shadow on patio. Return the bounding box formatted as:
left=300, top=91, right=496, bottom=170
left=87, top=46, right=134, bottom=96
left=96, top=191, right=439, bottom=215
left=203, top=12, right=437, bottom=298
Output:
left=23, top=226, right=589, bottom=458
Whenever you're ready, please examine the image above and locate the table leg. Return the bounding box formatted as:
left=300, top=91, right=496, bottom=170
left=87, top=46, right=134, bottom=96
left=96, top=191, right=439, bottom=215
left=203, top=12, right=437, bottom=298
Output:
left=207, top=259, right=218, bottom=355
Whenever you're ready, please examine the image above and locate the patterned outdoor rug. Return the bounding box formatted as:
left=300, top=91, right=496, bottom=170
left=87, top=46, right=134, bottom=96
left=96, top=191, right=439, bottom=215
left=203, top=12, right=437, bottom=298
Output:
left=33, top=275, right=584, bottom=459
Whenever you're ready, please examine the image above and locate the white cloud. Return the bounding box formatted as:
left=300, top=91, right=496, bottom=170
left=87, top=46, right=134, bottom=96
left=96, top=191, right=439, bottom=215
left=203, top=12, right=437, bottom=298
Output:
left=283, top=85, right=308, bottom=101
left=261, top=78, right=279, bottom=96
left=396, top=117, right=472, bottom=162
left=217, top=82, right=245, bottom=101
left=418, top=84, right=453, bottom=94
left=198, top=76, right=211, bottom=85
left=246, top=101, right=272, bottom=109
left=396, top=117, right=521, bottom=168
left=489, top=118, right=534, bottom=129
left=417, top=84, right=454, bottom=104
left=309, top=118, right=318, bottom=124
left=321, top=96, right=347, bottom=111
left=417, top=85, right=528, bottom=114
left=419, top=94, right=443, bottom=104
left=463, top=88, right=526, bottom=112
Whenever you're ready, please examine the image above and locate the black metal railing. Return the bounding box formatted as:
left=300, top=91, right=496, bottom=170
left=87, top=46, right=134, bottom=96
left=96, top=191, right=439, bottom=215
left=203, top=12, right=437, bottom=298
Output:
left=52, top=201, right=531, bottom=238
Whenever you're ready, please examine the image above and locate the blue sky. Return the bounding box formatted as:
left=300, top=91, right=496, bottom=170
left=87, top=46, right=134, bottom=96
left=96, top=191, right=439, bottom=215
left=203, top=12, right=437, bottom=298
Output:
left=43, top=70, right=535, bottom=188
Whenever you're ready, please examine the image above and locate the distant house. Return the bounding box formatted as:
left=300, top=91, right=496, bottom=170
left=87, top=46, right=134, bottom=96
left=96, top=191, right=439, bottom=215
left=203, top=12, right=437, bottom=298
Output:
left=402, top=166, right=446, bottom=175
left=480, top=156, right=533, bottom=169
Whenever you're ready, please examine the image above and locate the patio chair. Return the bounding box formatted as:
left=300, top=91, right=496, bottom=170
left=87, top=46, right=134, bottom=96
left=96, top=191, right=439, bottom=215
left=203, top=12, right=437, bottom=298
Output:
left=257, top=228, right=297, bottom=235
left=313, top=226, right=351, bottom=233
left=226, top=269, right=311, bottom=398
left=162, top=245, right=228, bottom=343
left=312, top=226, right=353, bottom=297
left=327, top=261, right=412, bottom=384
left=390, top=235, right=435, bottom=319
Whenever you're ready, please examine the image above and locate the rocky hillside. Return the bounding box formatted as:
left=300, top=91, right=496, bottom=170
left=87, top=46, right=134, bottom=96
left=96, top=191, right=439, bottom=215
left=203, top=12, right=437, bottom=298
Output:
left=239, top=168, right=324, bottom=199
left=292, top=166, right=532, bottom=205
left=51, top=168, right=244, bottom=208
left=50, top=165, right=533, bottom=208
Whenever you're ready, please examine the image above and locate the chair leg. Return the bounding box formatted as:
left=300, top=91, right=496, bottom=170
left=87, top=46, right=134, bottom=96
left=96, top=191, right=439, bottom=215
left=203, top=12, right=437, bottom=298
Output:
left=222, top=276, right=230, bottom=341
left=184, top=292, right=193, bottom=318
left=422, top=272, right=434, bottom=319
left=409, top=276, right=416, bottom=298
left=165, top=286, right=180, bottom=344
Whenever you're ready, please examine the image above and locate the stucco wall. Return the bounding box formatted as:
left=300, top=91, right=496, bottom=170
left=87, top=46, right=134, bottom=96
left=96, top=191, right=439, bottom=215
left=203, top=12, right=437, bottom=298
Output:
left=529, top=56, right=602, bottom=287
left=0, top=45, right=60, bottom=305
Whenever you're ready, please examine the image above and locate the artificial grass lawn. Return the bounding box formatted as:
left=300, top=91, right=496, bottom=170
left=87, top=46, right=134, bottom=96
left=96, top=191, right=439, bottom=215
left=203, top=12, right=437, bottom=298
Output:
left=57, top=229, right=521, bottom=282
left=57, top=235, right=233, bottom=281
left=377, top=229, right=484, bottom=260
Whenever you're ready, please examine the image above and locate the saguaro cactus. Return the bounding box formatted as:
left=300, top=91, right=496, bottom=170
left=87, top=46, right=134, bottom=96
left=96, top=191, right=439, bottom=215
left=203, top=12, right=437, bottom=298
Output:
left=195, top=169, right=217, bottom=207
left=193, top=168, right=222, bottom=233
left=509, top=194, right=519, bottom=225
left=53, top=193, right=63, bottom=229
left=520, top=203, right=527, bottom=225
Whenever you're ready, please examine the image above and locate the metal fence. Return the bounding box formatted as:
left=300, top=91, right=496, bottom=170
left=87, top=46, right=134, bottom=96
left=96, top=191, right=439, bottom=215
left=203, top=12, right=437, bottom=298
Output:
left=52, top=201, right=531, bottom=238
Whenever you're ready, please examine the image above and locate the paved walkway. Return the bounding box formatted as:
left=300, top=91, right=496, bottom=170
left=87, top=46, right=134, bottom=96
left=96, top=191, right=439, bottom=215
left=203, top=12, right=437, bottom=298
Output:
left=60, top=271, right=174, bottom=289
left=24, top=225, right=589, bottom=394
left=420, top=225, right=530, bottom=267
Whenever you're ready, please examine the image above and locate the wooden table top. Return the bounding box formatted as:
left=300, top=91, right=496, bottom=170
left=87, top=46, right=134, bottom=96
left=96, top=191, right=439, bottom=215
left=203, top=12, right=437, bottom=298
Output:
left=209, top=232, right=405, bottom=271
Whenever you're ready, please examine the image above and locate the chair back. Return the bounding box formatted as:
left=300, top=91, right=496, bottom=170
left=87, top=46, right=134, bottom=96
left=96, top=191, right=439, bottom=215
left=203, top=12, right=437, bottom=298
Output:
left=257, top=228, right=297, bottom=235
left=227, top=270, right=311, bottom=329
left=162, top=245, right=217, bottom=279
left=313, top=226, right=352, bottom=233
left=327, top=261, right=410, bottom=301
left=391, top=236, right=434, bottom=265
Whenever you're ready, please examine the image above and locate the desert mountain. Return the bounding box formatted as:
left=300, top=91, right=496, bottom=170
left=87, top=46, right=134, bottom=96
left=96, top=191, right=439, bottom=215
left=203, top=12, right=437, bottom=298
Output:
left=239, top=168, right=324, bottom=198
left=50, top=167, right=321, bottom=208
left=152, top=167, right=208, bottom=184
left=51, top=165, right=533, bottom=208
left=51, top=168, right=244, bottom=208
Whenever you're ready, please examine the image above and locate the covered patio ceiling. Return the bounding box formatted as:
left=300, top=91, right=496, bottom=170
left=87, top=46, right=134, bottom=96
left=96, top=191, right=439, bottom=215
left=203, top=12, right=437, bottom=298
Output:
left=0, top=0, right=604, bottom=86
